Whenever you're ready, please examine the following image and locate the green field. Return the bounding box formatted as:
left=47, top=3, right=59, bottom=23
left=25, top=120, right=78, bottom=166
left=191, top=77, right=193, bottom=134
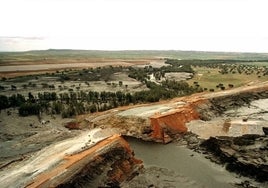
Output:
left=188, top=66, right=268, bottom=90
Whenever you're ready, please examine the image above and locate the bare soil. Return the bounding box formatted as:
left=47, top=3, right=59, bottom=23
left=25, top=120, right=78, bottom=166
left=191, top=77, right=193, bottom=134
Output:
left=165, top=72, right=193, bottom=81
left=0, top=73, right=146, bottom=97
left=0, top=109, right=77, bottom=169
left=0, top=58, right=154, bottom=78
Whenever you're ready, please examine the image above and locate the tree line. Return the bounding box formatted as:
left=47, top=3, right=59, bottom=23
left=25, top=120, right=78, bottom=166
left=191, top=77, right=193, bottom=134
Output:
left=0, top=79, right=201, bottom=117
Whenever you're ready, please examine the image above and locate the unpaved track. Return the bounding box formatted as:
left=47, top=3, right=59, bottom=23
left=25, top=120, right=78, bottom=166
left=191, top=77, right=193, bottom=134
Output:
left=0, top=128, right=117, bottom=188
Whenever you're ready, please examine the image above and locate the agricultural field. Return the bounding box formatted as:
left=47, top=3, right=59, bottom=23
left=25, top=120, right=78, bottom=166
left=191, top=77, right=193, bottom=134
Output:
left=0, top=50, right=268, bottom=119
left=188, top=66, right=268, bottom=91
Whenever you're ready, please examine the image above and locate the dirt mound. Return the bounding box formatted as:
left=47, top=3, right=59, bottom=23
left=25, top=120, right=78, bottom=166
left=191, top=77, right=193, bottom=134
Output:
left=149, top=102, right=201, bottom=143
left=90, top=114, right=151, bottom=140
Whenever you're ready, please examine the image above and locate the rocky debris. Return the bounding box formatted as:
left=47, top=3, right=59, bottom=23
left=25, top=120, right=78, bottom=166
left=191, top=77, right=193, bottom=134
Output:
left=263, top=127, right=268, bottom=135
left=0, top=132, right=35, bottom=142
left=64, top=121, right=81, bottom=130
left=172, top=132, right=203, bottom=150
left=235, top=180, right=259, bottom=188
left=200, top=134, right=268, bottom=182
left=195, top=101, right=218, bottom=121
left=89, top=113, right=151, bottom=141
left=199, top=91, right=268, bottom=121
left=222, top=118, right=231, bottom=133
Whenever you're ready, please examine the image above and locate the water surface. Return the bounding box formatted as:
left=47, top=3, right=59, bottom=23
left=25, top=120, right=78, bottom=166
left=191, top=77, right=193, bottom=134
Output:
left=126, top=137, right=239, bottom=188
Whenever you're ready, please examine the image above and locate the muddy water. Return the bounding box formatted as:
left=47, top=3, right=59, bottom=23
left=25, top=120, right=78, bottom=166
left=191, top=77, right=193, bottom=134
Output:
left=125, top=138, right=239, bottom=188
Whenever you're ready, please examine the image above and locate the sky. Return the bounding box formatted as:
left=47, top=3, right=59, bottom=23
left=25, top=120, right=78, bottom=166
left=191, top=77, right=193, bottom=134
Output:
left=0, top=0, right=268, bottom=52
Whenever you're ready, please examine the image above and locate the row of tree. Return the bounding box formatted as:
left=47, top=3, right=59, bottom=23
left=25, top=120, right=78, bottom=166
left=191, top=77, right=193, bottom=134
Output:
left=0, top=94, right=26, bottom=110
left=184, top=59, right=268, bottom=76
left=0, top=79, right=202, bottom=117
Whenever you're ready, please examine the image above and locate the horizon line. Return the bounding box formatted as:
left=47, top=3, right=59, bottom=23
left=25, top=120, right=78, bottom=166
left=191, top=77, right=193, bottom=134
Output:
left=1, top=48, right=268, bottom=54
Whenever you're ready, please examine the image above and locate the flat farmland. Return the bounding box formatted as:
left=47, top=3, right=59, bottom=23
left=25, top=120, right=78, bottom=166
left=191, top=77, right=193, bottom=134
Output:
left=187, top=66, right=268, bottom=90
left=0, top=58, right=152, bottom=78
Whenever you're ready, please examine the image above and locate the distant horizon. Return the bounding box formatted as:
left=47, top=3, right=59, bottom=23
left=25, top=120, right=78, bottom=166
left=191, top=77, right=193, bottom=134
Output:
left=0, top=48, right=268, bottom=54
left=1, top=36, right=268, bottom=53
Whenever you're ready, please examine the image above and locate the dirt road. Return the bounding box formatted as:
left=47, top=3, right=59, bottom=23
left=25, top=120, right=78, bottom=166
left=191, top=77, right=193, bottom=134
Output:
left=0, top=128, right=117, bottom=188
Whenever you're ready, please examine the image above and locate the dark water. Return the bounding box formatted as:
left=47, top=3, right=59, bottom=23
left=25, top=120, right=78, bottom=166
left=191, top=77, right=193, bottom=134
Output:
left=125, top=137, right=239, bottom=188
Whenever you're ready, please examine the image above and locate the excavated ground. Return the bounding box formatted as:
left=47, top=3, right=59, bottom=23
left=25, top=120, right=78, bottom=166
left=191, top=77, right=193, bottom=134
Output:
left=0, top=129, right=142, bottom=188
left=1, top=82, right=268, bottom=187
left=83, top=81, right=268, bottom=143
left=81, top=81, right=268, bottom=185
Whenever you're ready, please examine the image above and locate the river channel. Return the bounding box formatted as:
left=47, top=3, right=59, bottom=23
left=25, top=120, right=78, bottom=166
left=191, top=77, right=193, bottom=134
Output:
left=124, top=137, right=241, bottom=188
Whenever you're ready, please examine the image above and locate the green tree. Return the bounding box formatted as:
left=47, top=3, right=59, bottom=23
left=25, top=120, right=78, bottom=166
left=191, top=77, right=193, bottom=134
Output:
left=119, top=81, right=123, bottom=87
left=0, top=95, right=9, bottom=109
left=19, top=103, right=41, bottom=116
